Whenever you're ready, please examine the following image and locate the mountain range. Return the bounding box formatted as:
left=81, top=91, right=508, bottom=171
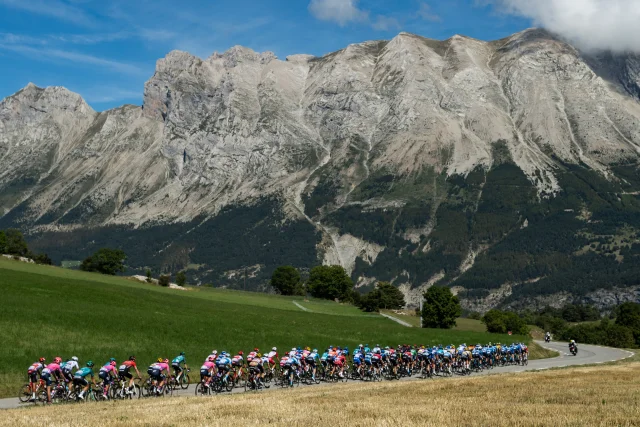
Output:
left=1, top=28, right=640, bottom=312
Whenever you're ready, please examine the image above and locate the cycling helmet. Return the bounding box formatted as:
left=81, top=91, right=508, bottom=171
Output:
left=109, top=357, right=116, bottom=362
left=313, top=349, right=317, bottom=353
left=180, top=351, right=185, bottom=356
left=129, top=356, right=136, bottom=361
left=272, top=347, right=277, bottom=351
left=238, top=351, right=244, bottom=356
left=71, top=356, right=78, bottom=362
left=254, top=348, right=259, bottom=352
left=54, top=357, right=62, bottom=364
left=305, top=347, right=310, bottom=351
left=39, top=357, right=46, bottom=363
left=157, top=357, right=163, bottom=363
left=163, top=359, right=169, bottom=364
left=212, top=350, right=218, bottom=355
left=376, top=344, right=380, bottom=347
left=291, top=348, right=296, bottom=351
left=86, top=361, right=94, bottom=367
left=257, top=353, right=262, bottom=358
left=358, top=344, right=363, bottom=347
left=110, top=360, right=117, bottom=366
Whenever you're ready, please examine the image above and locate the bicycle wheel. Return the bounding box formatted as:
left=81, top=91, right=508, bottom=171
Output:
left=18, top=384, right=33, bottom=403
left=180, top=374, right=190, bottom=390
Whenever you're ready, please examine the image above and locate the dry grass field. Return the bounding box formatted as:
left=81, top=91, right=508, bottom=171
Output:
left=4, top=362, right=639, bottom=427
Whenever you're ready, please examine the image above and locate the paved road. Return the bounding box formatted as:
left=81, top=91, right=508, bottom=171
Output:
left=1, top=341, right=632, bottom=410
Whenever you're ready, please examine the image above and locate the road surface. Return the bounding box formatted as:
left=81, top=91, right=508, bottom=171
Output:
left=0, top=341, right=632, bottom=410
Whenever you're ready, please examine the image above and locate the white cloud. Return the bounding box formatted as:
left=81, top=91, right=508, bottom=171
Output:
left=308, top=0, right=369, bottom=26
left=0, top=0, right=95, bottom=27
left=418, top=2, right=441, bottom=23
left=372, top=15, right=401, bottom=31
left=0, top=43, right=145, bottom=75
left=493, top=0, right=640, bottom=52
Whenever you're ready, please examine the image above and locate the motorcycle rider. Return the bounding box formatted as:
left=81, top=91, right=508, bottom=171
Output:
left=545, top=332, right=551, bottom=342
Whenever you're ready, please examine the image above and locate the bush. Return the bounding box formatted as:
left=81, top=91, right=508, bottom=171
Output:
left=158, top=274, right=171, bottom=287
left=357, top=282, right=406, bottom=313
left=421, top=286, right=461, bottom=329
left=270, top=266, right=304, bottom=296
left=482, top=309, right=529, bottom=335
left=468, top=311, right=482, bottom=320
left=560, top=318, right=636, bottom=348
left=1, top=229, right=29, bottom=256
left=307, top=265, right=353, bottom=301
left=80, top=248, right=126, bottom=275
left=32, top=253, right=52, bottom=265
left=176, top=271, right=187, bottom=287
left=146, top=269, right=153, bottom=283
left=615, top=302, right=640, bottom=346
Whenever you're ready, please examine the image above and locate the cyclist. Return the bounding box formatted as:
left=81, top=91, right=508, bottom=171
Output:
left=119, top=356, right=141, bottom=393
left=41, top=357, right=64, bottom=404
left=200, top=356, right=216, bottom=387
left=74, top=361, right=97, bottom=400
left=248, top=352, right=265, bottom=387
left=61, top=356, right=79, bottom=383
left=215, top=352, right=232, bottom=384
left=149, top=358, right=171, bottom=394
left=267, top=347, right=278, bottom=370
left=207, top=350, right=218, bottom=362
left=99, top=359, right=118, bottom=399
left=305, top=348, right=319, bottom=381
left=27, top=357, right=46, bottom=401
left=171, top=352, right=188, bottom=383
left=247, top=348, right=259, bottom=363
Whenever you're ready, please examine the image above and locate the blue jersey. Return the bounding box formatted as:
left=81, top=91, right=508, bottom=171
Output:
left=172, top=355, right=185, bottom=365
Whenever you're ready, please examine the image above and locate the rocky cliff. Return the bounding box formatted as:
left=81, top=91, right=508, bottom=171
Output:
left=1, top=28, right=640, bottom=310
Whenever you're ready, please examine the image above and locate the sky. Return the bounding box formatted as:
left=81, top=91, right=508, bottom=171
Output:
left=0, top=0, right=637, bottom=111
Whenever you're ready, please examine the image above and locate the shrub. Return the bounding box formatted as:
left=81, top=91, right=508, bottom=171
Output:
left=176, top=271, right=187, bottom=287
left=482, top=309, right=529, bottom=335
left=158, top=274, right=171, bottom=287
left=80, top=248, right=126, bottom=275
left=270, top=266, right=304, bottom=296
left=421, top=286, right=461, bottom=329
left=307, top=265, right=353, bottom=301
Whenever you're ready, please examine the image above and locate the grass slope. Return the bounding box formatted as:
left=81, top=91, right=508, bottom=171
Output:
left=0, top=259, right=520, bottom=398
left=4, top=362, right=639, bottom=426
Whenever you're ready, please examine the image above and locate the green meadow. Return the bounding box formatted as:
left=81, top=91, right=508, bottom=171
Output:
left=0, top=258, right=524, bottom=398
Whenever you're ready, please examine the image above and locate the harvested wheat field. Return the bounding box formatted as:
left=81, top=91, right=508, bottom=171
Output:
left=4, top=363, right=640, bottom=427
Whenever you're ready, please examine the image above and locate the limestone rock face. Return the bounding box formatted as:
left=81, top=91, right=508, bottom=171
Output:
left=2, top=29, right=640, bottom=308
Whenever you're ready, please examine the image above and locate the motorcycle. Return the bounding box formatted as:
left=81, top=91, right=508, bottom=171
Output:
left=569, top=344, right=578, bottom=356
left=544, top=335, right=550, bottom=343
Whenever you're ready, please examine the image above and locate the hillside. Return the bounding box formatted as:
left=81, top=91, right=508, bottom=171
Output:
left=1, top=29, right=640, bottom=310
left=0, top=258, right=519, bottom=398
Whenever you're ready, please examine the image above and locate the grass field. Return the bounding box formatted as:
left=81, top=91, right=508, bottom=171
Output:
left=4, top=361, right=638, bottom=426
left=0, top=258, right=525, bottom=398
left=380, top=310, right=487, bottom=332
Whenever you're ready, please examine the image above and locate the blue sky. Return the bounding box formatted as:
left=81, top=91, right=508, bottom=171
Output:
left=0, top=0, right=533, bottom=111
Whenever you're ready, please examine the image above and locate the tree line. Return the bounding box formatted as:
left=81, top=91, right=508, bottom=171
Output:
left=479, top=302, right=640, bottom=348
left=0, top=228, right=52, bottom=265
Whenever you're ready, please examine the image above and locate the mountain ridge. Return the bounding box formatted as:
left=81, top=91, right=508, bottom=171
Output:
left=1, top=28, right=640, bottom=312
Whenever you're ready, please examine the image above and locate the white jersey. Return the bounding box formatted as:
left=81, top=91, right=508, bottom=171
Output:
left=62, top=360, right=79, bottom=372
left=267, top=351, right=277, bottom=359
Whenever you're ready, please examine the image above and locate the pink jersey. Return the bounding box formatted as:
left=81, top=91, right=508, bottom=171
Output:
left=201, top=361, right=215, bottom=370
left=279, top=356, right=289, bottom=367
left=100, top=364, right=117, bottom=374
left=156, top=362, right=169, bottom=371
left=43, top=363, right=61, bottom=374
